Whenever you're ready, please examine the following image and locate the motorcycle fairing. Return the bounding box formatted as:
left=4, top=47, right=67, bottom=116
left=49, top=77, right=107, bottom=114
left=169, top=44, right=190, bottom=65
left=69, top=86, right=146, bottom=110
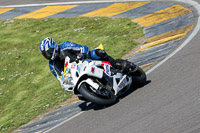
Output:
left=62, top=57, right=132, bottom=96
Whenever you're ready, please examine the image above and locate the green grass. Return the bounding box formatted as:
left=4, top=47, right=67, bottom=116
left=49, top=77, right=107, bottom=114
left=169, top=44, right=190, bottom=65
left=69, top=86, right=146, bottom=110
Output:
left=0, top=17, right=144, bottom=133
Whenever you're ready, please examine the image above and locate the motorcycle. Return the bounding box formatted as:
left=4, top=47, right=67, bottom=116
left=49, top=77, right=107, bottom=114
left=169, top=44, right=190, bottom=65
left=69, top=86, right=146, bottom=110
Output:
left=61, top=56, right=146, bottom=106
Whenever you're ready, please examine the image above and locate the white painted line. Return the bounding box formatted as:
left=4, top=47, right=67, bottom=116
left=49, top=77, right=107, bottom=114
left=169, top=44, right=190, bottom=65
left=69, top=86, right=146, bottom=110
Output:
left=0, top=0, right=146, bottom=8
left=1, top=0, right=144, bottom=8
left=0, top=0, right=192, bottom=8
left=43, top=111, right=84, bottom=133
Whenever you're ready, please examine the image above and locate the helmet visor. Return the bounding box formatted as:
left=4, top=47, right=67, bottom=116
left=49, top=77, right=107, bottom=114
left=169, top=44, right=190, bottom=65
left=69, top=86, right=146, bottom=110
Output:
left=46, top=47, right=54, bottom=57
left=42, top=47, right=54, bottom=59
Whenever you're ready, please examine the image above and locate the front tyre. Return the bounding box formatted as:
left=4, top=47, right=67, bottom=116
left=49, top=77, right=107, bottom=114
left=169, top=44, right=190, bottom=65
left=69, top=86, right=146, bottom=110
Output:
left=79, top=83, right=117, bottom=106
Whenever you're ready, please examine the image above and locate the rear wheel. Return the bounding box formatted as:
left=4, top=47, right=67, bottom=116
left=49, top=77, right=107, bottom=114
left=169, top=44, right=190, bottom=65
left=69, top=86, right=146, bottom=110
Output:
left=131, top=66, right=147, bottom=87
left=79, top=83, right=117, bottom=106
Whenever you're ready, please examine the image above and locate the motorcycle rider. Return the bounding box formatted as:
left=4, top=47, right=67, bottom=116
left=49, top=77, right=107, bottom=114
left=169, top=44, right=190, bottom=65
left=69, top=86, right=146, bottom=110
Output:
left=40, top=37, right=136, bottom=89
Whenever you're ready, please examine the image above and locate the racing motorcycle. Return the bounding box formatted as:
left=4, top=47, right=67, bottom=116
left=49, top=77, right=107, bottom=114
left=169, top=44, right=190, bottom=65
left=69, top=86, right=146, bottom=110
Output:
left=61, top=56, right=146, bottom=106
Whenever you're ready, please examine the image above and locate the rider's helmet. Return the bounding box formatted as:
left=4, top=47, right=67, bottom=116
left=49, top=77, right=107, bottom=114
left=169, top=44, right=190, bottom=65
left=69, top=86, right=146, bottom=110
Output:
left=40, top=37, right=59, bottom=60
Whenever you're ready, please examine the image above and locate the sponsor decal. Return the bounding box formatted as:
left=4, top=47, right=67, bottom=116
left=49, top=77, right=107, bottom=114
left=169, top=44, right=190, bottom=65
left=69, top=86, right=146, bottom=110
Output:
left=77, top=65, right=80, bottom=73
left=71, top=64, right=76, bottom=69
left=91, top=67, right=95, bottom=73
left=104, top=64, right=110, bottom=75
left=101, top=61, right=111, bottom=66
left=70, top=42, right=73, bottom=46
left=119, top=78, right=127, bottom=89
left=65, top=62, right=68, bottom=67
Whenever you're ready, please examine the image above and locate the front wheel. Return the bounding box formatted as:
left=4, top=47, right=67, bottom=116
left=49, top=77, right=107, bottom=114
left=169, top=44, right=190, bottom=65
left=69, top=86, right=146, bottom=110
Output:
left=79, top=83, right=117, bottom=106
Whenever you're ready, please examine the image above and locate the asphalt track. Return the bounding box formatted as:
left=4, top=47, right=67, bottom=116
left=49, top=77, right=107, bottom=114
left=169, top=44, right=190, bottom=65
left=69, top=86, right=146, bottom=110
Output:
left=1, top=0, right=200, bottom=133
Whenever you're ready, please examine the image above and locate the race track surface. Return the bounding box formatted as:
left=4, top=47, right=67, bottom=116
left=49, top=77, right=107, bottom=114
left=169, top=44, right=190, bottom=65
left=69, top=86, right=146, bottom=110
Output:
left=1, top=0, right=200, bottom=133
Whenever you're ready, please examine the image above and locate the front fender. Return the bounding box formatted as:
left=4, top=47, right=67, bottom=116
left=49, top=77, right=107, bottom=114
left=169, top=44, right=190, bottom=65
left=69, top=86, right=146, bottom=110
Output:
left=78, top=78, right=99, bottom=90
left=73, top=63, right=103, bottom=94
left=73, top=76, right=100, bottom=95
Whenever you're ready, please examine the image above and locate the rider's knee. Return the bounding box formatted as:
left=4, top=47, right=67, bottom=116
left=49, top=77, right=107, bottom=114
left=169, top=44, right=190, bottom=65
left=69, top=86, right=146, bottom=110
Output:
left=90, top=49, right=108, bottom=60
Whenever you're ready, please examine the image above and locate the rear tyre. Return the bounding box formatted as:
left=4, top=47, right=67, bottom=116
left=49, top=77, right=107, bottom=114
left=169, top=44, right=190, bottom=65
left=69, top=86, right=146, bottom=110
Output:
left=131, top=66, right=147, bottom=87
left=79, top=83, right=117, bottom=106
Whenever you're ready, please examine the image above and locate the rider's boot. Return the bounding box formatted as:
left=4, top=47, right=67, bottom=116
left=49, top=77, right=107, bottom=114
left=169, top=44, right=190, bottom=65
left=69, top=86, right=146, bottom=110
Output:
left=122, top=61, right=137, bottom=75
left=113, top=59, right=137, bottom=75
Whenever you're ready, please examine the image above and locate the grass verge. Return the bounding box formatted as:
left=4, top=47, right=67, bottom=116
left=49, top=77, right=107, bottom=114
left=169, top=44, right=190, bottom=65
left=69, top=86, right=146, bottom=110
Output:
left=0, top=17, right=144, bottom=133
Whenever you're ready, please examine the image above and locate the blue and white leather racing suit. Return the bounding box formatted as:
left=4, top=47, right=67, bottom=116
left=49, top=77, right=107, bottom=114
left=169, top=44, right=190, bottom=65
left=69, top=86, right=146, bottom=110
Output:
left=49, top=41, right=89, bottom=83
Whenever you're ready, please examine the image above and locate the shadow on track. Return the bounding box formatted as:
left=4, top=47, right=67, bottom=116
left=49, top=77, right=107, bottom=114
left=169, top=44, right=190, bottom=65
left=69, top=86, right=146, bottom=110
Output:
left=78, top=80, right=151, bottom=111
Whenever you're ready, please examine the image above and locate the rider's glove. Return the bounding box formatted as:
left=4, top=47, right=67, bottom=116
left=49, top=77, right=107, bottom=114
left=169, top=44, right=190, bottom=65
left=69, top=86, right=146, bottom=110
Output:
left=77, top=53, right=87, bottom=60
